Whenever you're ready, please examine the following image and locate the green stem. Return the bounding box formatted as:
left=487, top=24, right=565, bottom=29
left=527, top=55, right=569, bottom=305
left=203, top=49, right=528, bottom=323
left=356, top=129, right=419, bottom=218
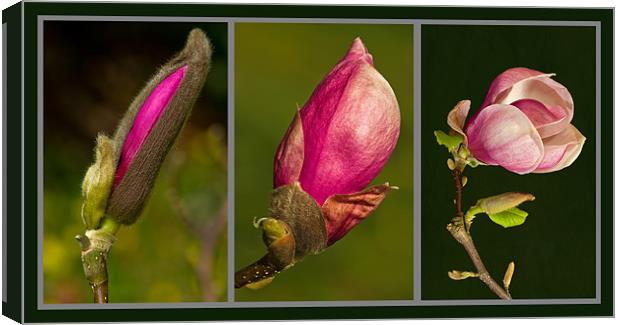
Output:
left=99, top=216, right=120, bottom=234
left=76, top=216, right=120, bottom=303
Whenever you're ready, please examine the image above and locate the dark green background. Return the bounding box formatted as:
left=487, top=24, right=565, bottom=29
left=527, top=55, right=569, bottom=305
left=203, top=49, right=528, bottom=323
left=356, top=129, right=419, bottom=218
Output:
left=421, top=25, right=597, bottom=299
left=234, top=23, right=414, bottom=301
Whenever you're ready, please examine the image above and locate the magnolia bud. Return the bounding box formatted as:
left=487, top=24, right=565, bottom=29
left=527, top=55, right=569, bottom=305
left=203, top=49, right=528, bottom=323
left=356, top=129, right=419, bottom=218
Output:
left=478, top=192, right=535, bottom=215
left=105, top=29, right=211, bottom=225
left=274, top=37, right=399, bottom=245
left=503, top=261, right=515, bottom=291
left=236, top=38, right=399, bottom=290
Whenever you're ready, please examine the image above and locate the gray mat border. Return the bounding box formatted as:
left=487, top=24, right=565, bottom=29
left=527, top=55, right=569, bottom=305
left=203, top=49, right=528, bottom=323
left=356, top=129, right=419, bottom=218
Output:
left=34, top=15, right=601, bottom=310
left=226, top=20, right=234, bottom=303
left=413, top=20, right=421, bottom=302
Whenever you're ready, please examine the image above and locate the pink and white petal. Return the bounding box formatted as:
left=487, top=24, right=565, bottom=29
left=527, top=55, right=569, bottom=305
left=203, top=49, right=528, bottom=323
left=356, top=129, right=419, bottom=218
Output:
left=447, top=100, right=471, bottom=141
left=322, top=183, right=393, bottom=246
left=533, top=124, right=586, bottom=173
left=500, top=76, right=573, bottom=138
left=511, top=98, right=571, bottom=139
left=344, top=37, right=374, bottom=66
left=481, top=68, right=544, bottom=108
left=273, top=111, right=305, bottom=187
left=294, top=50, right=366, bottom=203
left=466, top=104, right=544, bottom=175
left=298, top=62, right=400, bottom=205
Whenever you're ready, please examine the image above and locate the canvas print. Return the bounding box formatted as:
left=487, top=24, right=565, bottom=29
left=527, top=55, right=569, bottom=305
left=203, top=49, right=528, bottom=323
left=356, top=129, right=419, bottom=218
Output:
left=43, top=21, right=228, bottom=303
left=233, top=23, right=414, bottom=301
left=1, top=2, right=612, bottom=322
left=421, top=25, right=596, bottom=300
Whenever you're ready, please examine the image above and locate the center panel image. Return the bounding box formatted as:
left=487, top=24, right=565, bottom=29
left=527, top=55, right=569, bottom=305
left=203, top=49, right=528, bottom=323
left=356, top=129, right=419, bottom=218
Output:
left=233, top=23, right=414, bottom=301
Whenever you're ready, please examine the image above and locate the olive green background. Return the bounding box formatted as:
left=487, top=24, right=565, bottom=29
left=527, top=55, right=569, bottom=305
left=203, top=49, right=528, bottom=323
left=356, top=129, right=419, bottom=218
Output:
left=43, top=22, right=228, bottom=303
left=421, top=25, right=597, bottom=299
left=234, top=23, right=414, bottom=301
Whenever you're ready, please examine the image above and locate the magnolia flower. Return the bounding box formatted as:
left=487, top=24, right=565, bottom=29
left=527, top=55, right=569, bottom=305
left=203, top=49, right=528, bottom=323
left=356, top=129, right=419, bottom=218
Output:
left=274, top=37, right=400, bottom=246
left=81, top=29, right=211, bottom=229
left=448, top=68, right=585, bottom=174
left=235, top=37, right=400, bottom=289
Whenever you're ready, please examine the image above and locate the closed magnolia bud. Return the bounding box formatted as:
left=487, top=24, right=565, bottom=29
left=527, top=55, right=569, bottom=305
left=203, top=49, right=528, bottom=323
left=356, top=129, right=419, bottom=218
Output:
left=503, top=261, right=515, bottom=291
left=274, top=37, right=400, bottom=246
left=478, top=192, right=535, bottom=215
left=236, top=38, right=400, bottom=290
left=81, top=134, right=116, bottom=229
left=105, top=29, right=211, bottom=225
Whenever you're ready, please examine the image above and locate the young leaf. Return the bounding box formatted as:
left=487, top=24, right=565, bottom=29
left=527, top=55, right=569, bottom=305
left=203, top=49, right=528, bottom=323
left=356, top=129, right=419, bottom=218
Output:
left=434, top=130, right=463, bottom=152
left=487, top=207, right=528, bottom=228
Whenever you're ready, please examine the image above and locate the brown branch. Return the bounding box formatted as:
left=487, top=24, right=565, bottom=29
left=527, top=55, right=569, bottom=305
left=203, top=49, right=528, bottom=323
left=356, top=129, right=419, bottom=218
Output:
left=234, top=255, right=279, bottom=289
left=452, top=168, right=464, bottom=217
left=76, top=234, right=110, bottom=303
left=93, top=281, right=109, bottom=303
left=447, top=168, right=511, bottom=300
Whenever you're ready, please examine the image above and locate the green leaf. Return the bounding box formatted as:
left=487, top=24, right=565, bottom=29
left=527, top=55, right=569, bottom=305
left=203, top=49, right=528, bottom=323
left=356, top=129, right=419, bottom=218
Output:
left=434, top=130, right=463, bottom=152
left=487, top=207, right=529, bottom=228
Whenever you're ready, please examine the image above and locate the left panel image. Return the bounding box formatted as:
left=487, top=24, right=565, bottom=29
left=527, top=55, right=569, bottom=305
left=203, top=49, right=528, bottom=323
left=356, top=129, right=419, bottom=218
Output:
left=42, top=21, right=228, bottom=303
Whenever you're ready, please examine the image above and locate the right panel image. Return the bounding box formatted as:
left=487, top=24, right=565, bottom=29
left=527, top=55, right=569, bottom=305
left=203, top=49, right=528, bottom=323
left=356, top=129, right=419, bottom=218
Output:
left=421, top=25, right=597, bottom=300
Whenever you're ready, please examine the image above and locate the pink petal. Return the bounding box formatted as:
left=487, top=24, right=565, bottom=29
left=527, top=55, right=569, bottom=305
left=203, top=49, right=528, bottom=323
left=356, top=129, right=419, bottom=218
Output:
left=511, top=98, right=570, bottom=139
left=466, top=104, right=544, bottom=175
left=480, top=68, right=573, bottom=138
left=447, top=100, right=471, bottom=141
left=322, top=183, right=393, bottom=246
left=113, top=65, right=187, bottom=189
left=295, top=38, right=400, bottom=205
left=274, top=111, right=304, bottom=187
left=342, top=37, right=374, bottom=66
left=481, top=67, right=545, bottom=107
left=534, top=124, right=586, bottom=173
left=501, top=77, right=573, bottom=138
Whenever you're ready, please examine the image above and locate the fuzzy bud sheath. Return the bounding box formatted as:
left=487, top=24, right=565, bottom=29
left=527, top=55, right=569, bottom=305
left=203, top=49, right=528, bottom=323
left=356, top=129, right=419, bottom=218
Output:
left=78, top=29, right=211, bottom=303
left=107, top=29, right=212, bottom=225
left=235, top=37, right=400, bottom=289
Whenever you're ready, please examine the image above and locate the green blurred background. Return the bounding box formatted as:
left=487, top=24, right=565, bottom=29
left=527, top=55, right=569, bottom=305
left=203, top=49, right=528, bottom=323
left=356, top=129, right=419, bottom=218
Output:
left=234, top=23, right=413, bottom=301
left=43, top=22, right=228, bottom=303
left=421, top=25, right=596, bottom=299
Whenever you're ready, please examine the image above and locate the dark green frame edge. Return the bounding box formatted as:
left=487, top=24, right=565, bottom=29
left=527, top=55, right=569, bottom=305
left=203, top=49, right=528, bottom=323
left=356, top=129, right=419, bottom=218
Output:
left=20, top=2, right=613, bottom=323
left=2, top=1, right=23, bottom=323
